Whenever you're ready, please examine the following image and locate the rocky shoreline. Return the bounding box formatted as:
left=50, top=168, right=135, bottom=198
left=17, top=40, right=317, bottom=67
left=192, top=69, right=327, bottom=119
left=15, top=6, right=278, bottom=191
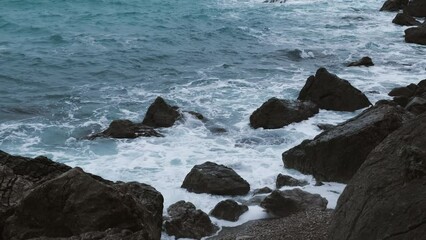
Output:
left=1, top=1, right=426, bottom=240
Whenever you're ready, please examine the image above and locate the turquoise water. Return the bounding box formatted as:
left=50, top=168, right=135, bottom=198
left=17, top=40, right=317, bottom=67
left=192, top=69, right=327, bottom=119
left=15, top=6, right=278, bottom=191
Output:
left=1, top=0, right=425, bottom=236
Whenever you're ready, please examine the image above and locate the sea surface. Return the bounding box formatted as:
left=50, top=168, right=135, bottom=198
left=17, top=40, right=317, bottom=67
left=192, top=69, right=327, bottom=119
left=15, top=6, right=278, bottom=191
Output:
left=1, top=0, right=425, bottom=238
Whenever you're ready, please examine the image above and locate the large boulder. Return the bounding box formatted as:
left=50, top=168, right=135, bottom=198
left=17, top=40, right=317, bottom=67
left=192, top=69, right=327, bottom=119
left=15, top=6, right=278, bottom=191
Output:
left=210, top=200, right=249, bottom=222
left=142, top=97, right=182, bottom=128
left=380, top=0, right=408, bottom=11
left=3, top=168, right=163, bottom=240
left=249, top=98, right=319, bottom=129
left=392, top=12, right=421, bottom=26
left=181, top=162, right=250, bottom=196
left=276, top=174, right=308, bottom=188
left=405, top=25, right=426, bottom=45
left=260, top=189, right=327, bottom=217
left=283, top=103, right=412, bottom=183
left=164, top=201, right=218, bottom=239
left=329, top=113, right=426, bottom=240
left=88, top=119, right=163, bottom=139
left=298, top=68, right=371, bottom=111
left=405, top=0, right=426, bottom=17
left=347, top=56, right=374, bottom=67
left=0, top=152, right=72, bottom=236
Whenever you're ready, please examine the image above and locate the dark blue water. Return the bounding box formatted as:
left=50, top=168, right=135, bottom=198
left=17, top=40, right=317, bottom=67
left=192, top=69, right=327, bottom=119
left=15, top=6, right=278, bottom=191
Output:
left=1, top=0, right=425, bottom=235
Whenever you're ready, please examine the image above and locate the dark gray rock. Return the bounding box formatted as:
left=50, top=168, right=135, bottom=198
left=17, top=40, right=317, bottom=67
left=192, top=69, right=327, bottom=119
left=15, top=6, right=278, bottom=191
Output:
left=250, top=98, right=319, bottom=129
left=88, top=119, right=163, bottom=139
left=260, top=189, right=327, bottom=217
left=3, top=168, right=164, bottom=240
left=389, top=80, right=426, bottom=115
left=347, top=56, right=374, bottom=67
left=405, top=0, right=426, bottom=17
left=276, top=174, right=308, bottom=188
left=181, top=162, right=250, bottom=196
left=283, top=103, right=412, bottom=183
left=252, top=187, right=273, bottom=195
left=405, top=25, right=426, bottom=45
left=298, top=68, right=371, bottom=111
left=380, top=0, right=408, bottom=11
left=164, top=201, right=218, bottom=239
left=317, top=123, right=335, bottom=131
left=142, top=97, right=182, bottom=128
left=329, top=113, right=426, bottom=240
left=392, top=12, right=421, bottom=26
left=210, top=200, right=248, bottom=222
left=405, top=97, right=426, bottom=114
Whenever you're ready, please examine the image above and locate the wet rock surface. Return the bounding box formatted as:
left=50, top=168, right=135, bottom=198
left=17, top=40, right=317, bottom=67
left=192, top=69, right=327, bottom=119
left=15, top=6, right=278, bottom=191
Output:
left=347, top=56, right=374, bottom=67
left=380, top=0, right=408, bottom=11
left=0, top=152, right=163, bottom=240
left=276, top=174, right=308, bottom=188
left=210, top=200, right=248, bottom=222
left=405, top=25, right=426, bottom=45
left=389, top=80, right=426, bottom=115
left=250, top=98, right=319, bottom=129
left=181, top=161, right=250, bottom=196
left=88, top=119, right=163, bottom=139
left=260, top=189, right=328, bottom=217
left=283, top=103, right=412, bottom=183
left=298, top=68, right=371, bottom=111
left=142, top=97, right=182, bottom=128
left=392, top=12, right=421, bottom=26
left=329, top=113, right=426, bottom=240
left=164, top=201, right=218, bottom=239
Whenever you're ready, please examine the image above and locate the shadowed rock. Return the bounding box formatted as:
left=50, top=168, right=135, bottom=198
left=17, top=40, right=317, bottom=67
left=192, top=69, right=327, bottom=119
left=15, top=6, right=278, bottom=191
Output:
left=210, top=200, right=248, bottom=222
left=298, top=68, right=371, bottom=111
left=405, top=25, right=426, bottom=45
left=347, top=57, right=374, bottom=67
left=142, top=97, right=182, bottom=128
left=250, top=98, right=319, bottom=129
left=405, top=0, right=426, bottom=17
left=392, top=12, right=421, bottom=26
left=253, top=187, right=273, bottom=195
left=380, top=0, right=408, bottom=11
left=276, top=174, right=308, bottom=188
left=283, top=103, right=412, bottom=183
left=181, top=162, right=250, bottom=196
left=260, top=189, right=327, bottom=217
left=389, top=80, right=426, bottom=115
left=3, top=168, right=164, bottom=240
left=164, top=201, right=218, bottom=239
left=329, top=113, right=426, bottom=240
left=88, top=119, right=163, bottom=139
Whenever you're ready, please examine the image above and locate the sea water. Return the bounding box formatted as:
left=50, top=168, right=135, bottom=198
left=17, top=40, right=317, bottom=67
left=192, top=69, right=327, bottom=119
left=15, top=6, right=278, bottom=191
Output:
left=0, top=0, right=425, bottom=238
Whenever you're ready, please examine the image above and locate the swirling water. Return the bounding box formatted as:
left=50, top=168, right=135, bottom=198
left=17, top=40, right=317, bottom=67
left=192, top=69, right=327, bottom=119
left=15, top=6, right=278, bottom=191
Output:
left=1, top=0, right=425, bottom=237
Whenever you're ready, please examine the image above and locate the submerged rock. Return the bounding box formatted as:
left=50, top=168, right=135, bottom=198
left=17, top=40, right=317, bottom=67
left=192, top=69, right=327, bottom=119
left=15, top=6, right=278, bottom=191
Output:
left=329, top=113, right=426, bottom=240
left=88, top=119, right=163, bottom=139
left=250, top=98, right=319, bottom=129
left=380, top=0, right=408, bottom=11
left=282, top=103, right=412, bottom=183
left=142, top=97, right=182, bottom=128
left=392, top=12, right=421, bottom=26
left=181, top=162, right=250, bottom=196
left=347, top=56, right=374, bottom=67
left=260, top=189, right=327, bottom=217
left=298, top=68, right=371, bottom=111
left=210, top=200, right=248, bottom=222
left=164, top=201, right=218, bottom=239
left=276, top=174, right=308, bottom=188
left=3, top=167, right=164, bottom=240
left=405, top=25, right=426, bottom=45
